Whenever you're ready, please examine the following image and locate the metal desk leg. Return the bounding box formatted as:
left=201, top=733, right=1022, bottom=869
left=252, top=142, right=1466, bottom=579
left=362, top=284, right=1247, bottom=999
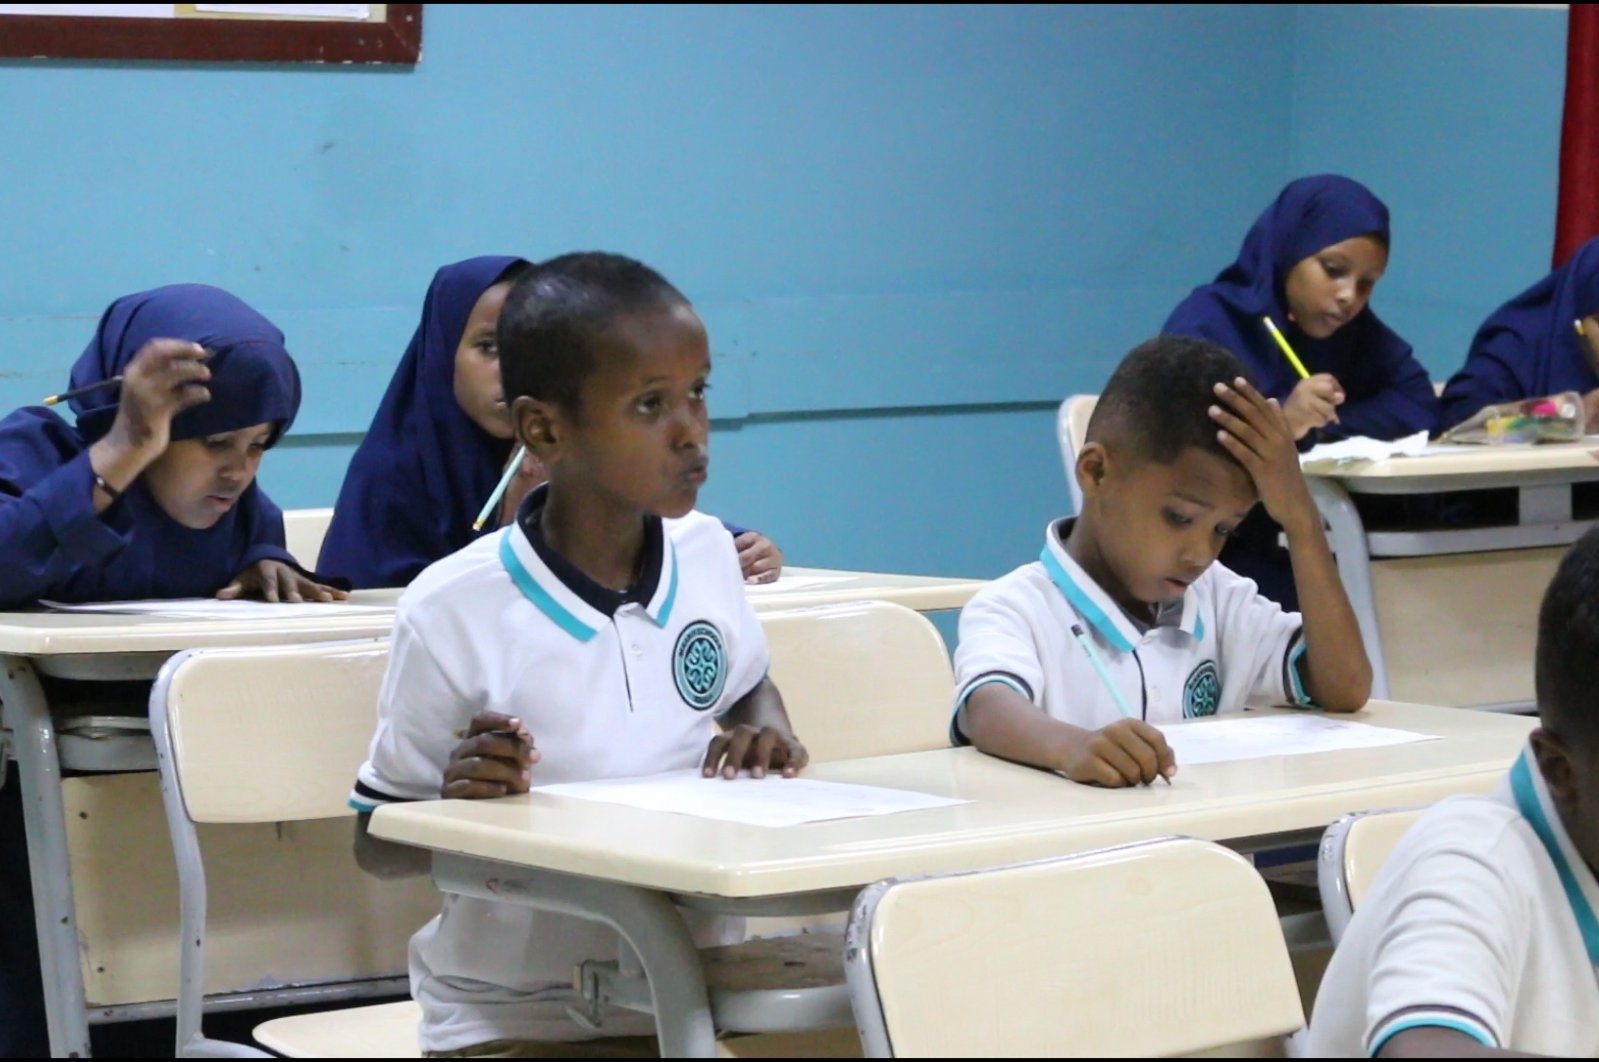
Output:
left=0, top=656, right=92, bottom=1058
left=432, top=856, right=718, bottom=1058
left=1307, top=479, right=1390, bottom=699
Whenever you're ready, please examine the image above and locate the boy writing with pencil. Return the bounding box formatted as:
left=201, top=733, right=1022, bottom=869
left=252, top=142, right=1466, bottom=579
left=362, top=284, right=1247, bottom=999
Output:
left=1306, top=527, right=1599, bottom=1058
left=952, top=335, right=1370, bottom=786
left=349, top=253, right=807, bottom=1057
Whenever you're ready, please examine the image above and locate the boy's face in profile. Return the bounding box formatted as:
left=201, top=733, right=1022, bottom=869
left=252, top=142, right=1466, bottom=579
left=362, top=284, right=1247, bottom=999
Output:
left=1079, top=443, right=1257, bottom=613
left=529, top=303, right=712, bottom=520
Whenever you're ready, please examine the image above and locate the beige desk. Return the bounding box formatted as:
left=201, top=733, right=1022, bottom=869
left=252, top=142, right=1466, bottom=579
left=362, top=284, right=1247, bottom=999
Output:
left=743, top=566, right=984, bottom=614
left=1305, top=442, right=1599, bottom=706
left=0, top=591, right=401, bottom=1058
left=372, top=701, right=1532, bottom=1056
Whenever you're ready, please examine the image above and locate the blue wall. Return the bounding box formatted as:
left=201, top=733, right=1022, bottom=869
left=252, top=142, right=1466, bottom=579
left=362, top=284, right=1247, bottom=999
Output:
left=0, top=3, right=1569, bottom=578
left=1286, top=3, right=1568, bottom=380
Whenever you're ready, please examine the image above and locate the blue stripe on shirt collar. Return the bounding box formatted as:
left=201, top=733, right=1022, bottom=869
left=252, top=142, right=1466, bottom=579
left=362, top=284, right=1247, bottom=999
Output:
left=500, top=533, right=599, bottom=642
left=1510, top=750, right=1599, bottom=966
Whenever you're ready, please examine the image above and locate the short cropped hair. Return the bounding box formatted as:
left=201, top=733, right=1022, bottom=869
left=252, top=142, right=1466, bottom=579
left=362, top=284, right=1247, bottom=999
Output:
left=1536, top=526, right=1599, bottom=747
left=1085, top=334, right=1251, bottom=464
left=498, top=252, right=689, bottom=413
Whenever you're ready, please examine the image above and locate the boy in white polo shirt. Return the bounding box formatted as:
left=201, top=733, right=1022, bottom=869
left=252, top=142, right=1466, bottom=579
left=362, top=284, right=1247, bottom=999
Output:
left=349, top=253, right=808, bottom=1057
left=1306, top=529, right=1599, bottom=1059
left=954, top=335, right=1370, bottom=786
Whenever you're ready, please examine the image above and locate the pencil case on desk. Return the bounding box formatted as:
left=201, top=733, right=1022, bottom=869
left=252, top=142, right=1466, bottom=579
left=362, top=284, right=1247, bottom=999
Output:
left=1440, top=392, right=1586, bottom=445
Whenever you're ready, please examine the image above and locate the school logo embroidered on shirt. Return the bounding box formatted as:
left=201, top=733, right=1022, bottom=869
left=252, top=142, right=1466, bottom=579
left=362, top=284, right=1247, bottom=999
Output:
left=673, top=621, right=728, bottom=711
left=1183, top=660, right=1221, bottom=718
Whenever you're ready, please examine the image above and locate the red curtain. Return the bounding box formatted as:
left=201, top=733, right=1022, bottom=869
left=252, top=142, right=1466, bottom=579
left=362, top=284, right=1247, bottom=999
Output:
left=1555, top=4, right=1599, bottom=267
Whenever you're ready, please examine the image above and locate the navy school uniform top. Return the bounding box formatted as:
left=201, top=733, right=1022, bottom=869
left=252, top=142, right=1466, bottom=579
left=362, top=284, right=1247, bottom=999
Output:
left=318, top=255, right=751, bottom=590
left=1163, top=174, right=1440, bottom=442
left=1441, top=236, right=1599, bottom=429
left=0, top=284, right=301, bottom=610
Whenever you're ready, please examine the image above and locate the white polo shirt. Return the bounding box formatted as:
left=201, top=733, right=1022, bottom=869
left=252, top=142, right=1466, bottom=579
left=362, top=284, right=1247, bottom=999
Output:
left=1306, top=745, right=1599, bottom=1058
left=350, top=488, right=769, bottom=1053
left=952, top=518, right=1309, bottom=741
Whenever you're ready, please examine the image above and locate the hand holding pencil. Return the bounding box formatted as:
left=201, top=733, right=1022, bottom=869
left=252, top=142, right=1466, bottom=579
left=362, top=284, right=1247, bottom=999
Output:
left=1262, top=316, right=1343, bottom=441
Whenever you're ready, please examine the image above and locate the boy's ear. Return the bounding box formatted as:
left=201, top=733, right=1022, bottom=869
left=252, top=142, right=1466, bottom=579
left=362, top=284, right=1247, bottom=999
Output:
left=1076, top=441, right=1112, bottom=501
left=1531, top=726, right=1579, bottom=808
left=512, top=395, right=562, bottom=467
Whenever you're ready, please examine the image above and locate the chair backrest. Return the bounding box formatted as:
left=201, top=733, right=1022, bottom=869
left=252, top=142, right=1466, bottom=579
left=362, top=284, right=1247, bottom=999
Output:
left=846, top=837, right=1304, bottom=1058
left=149, top=638, right=429, bottom=1055
left=1057, top=395, right=1098, bottom=514
left=283, top=507, right=335, bottom=569
left=761, top=601, right=953, bottom=762
left=1317, top=808, right=1425, bottom=944
left=154, top=639, right=391, bottom=823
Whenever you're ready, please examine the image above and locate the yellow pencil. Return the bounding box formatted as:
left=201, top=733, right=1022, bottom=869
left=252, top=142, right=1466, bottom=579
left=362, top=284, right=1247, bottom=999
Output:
left=1261, top=316, right=1311, bottom=380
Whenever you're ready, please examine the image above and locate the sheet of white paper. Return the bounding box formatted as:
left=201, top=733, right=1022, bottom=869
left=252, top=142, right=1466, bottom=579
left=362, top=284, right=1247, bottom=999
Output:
left=40, top=598, right=391, bottom=619
left=1299, top=430, right=1432, bottom=468
left=194, top=3, right=369, bottom=18
left=537, top=769, right=969, bottom=827
left=1156, top=714, right=1437, bottom=767
left=742, top=575, right=858, bottom=595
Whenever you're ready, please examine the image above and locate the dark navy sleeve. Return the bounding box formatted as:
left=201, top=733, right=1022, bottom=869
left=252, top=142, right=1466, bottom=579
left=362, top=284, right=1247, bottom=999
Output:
left=0, top=410, right=131, bottom=609
left=1439, top=332, right=1536, bottom=431
left=1322, top=344, right=1441, bottom=441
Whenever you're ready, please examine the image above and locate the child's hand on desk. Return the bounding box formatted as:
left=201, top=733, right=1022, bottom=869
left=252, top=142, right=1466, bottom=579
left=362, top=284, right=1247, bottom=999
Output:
left=702, top=725, right=808, bottom=780
left=218, top=559, right=349, bottom=603
left=734, top=532, right=783, bottom=585
left=1210, top=377, right=1319, bottom=534
left=1061, top=719, right=1175, bottom=788
left=442, top=712, right=537, bottom=799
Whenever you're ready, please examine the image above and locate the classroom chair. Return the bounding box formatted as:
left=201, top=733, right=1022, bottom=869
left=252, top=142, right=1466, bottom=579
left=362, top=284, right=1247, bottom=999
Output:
left=762, top=600, right=954, bottom=762
left=1317, top=808, right=1425, bottom=945
left=150, top=639, right=434, bottom=1057
left=282, top=507, right=334, bottom=568
left=153, top=637, right=875, bottom=1057
left=844, top=837, right=1305, bottom=1058
left=1057, top=394, right=1097, bottom=514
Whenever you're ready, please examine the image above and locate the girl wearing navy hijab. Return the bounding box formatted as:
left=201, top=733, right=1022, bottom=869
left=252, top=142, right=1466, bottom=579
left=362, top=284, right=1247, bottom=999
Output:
left=1163, top=175, right=1440, bottom=607
left=0, top=284, right=341, bottom=610
left=319, top=256, right=785, bottom=588
left=1442, top=236, right=1599, bottom=428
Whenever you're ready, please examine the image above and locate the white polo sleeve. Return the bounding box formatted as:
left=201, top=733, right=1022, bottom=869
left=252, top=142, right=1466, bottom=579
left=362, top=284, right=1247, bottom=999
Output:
left=951, top=580, right=1047, bottom=745
left=1209, top=564, right=1312, bottom=706
left=718, top=578, right=771, bottom=718
left=1361, top=842, right=1525, bottom=1055
left=349, top=611, right=474, bottom=812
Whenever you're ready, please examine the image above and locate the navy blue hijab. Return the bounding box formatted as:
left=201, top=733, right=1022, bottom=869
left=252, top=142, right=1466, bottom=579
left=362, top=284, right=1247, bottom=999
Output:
left=0, top=284, right=301, bottom=609
left=1164, top=175, right=1439, bottom=441
left=319, top=256, right=528, bottom=589
left=1441, top=237, right=1599, bottom=428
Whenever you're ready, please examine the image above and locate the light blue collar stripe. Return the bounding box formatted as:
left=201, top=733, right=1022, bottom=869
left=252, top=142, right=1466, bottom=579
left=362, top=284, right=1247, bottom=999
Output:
left=1511, top=752, right=1599, bottom=965
left=1370, top=1016, right=1493, bottom=1057
left=499, top=533, right=599, bottom=643
left=652, top=540, right=679, bottom=628
left=1040, top=546, right=1134, bottom=652
left=1193, top=615, right=1205, bottom=642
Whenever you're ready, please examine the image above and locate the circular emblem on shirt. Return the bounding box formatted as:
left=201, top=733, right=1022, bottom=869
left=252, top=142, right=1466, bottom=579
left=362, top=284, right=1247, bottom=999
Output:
left=1183, top=660, right=1221, bottom=718
left=673, top=621, right=728, bottom=711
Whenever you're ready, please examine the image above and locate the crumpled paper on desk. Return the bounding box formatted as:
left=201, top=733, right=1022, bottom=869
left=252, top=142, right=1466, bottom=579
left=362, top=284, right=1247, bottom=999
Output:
left=1298, top=430, right=1431, bottom=469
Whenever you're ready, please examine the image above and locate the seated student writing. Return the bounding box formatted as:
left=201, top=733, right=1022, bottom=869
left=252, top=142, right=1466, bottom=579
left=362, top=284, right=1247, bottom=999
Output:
left=1164, top=175, right=1439, bottom=609
left=952, top=336, right=1370, bottom=787
left=1306, top=527, right=1599, bottom=1058
left=348, top=253, right=807, bottom=1057
left=318, top=255, right=784, bottom=589
left=1441, top=235, right=1599, bottom=430
left=0, top=283, right=339, bottom=1054
left=0, top=283, right=341, bottom=610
